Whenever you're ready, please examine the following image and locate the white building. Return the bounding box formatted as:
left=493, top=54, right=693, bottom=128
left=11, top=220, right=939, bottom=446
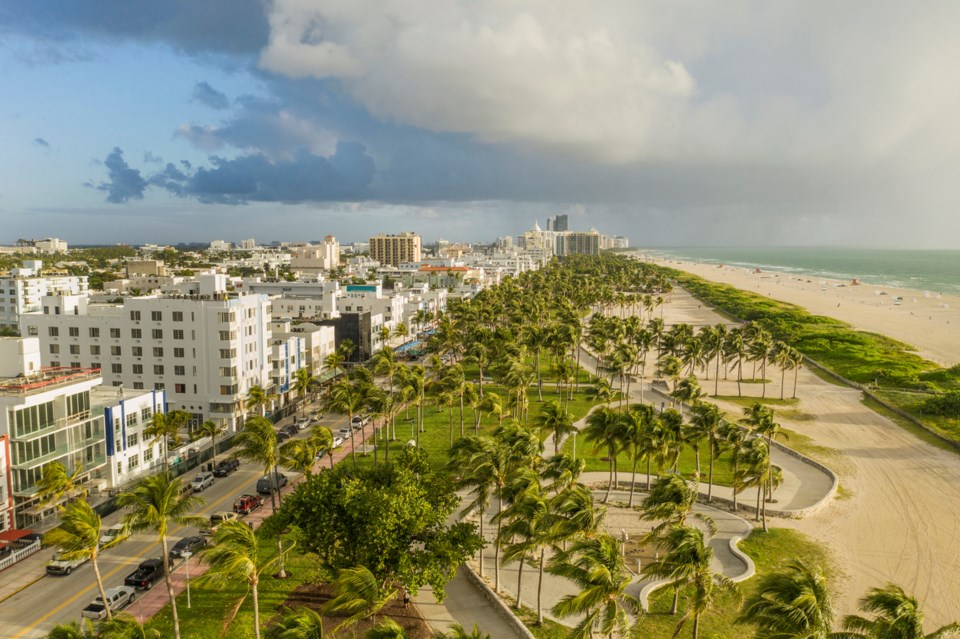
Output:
left=0, top=261, right=89, bottom=330
left=289, top=236, right=340, bottom=274
left=34, top=238, right=68, bottom=254
left=97, top=386, right=166, bottom=490
left=19, top=285, right=274, bottom=433
left=0, top=432, right=12, bottom=531
left=239, top=239, right=257, bottom=250
left=209, top=240, right=232, bottom=252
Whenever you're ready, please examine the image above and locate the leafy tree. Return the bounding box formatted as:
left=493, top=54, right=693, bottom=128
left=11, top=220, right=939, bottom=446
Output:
left=98, top=613, right=163, bottom=639
left=264, top=607, right=325, bottom=639
left=736, top=558, right=834, bottom=639
left=35, top=460, right=84, bottom=506
left=43, top=620, right=97, bottom=639
left=245, top=385, right=278, bottom=417
left=433, top=624, right=491, bottom=639
left=279, top=449, right=482, bottom=601
left=324, top=565, right=398, bottom=633
left=144, top=410, right=190, bottom=463
left=192, top=420, right=226, bottom=466
left=840, top=583, right=960, bottom=639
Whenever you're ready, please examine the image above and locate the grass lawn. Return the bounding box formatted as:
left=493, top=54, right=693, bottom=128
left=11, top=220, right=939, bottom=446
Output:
left=633, top=527, right=834, bottom=638
left=869, top=390, right=960, bottom=445
left=712, top=395, right=799, bottom=408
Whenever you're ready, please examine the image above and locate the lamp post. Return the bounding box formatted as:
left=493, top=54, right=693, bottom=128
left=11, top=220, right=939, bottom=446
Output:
left=181, top=551, right=193, bottom=609
left=572, top=431, right=577, bottom=461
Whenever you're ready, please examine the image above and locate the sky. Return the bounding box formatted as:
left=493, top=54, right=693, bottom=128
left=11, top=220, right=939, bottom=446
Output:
left=1, top=1, right=959, bottom=248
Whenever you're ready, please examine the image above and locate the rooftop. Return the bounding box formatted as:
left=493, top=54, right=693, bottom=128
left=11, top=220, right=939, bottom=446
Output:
left=0, top=367, right=101, bottom=396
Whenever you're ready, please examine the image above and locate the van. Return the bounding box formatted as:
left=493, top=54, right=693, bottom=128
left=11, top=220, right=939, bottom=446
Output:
left=256, top=473, right=288, bottom=495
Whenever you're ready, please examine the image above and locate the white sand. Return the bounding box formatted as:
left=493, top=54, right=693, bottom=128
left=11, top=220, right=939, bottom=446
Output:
left=655, top=286, right=960, bottom=627
left=646, top=256, right=960, bottom=367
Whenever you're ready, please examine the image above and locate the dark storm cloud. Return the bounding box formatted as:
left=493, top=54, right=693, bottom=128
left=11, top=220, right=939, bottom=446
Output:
left=98, top=147, right=147, bottom=203
left=34, top=137, right=49, bottom=147
left=0, top=0, right=268, bottom=57
left=192, top=81, right=230, bottom=110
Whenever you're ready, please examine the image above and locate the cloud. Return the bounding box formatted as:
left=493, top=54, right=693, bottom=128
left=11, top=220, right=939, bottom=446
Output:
left=192, top=81, right=229, bottom=110
left=98, top=147, right=147, bottom=203
left=34, top=137, right=50, bottom=148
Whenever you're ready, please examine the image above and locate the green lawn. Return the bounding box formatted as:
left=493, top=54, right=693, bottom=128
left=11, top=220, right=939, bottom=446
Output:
left=712, top=395, right=799, bottom=408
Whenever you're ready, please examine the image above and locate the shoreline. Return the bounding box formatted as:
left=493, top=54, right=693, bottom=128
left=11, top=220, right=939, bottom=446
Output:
left=639, top=254, right=960, bottom=368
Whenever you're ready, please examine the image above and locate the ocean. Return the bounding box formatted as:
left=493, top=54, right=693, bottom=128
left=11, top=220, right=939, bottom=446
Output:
left=643, top=247, right=960, bottom=295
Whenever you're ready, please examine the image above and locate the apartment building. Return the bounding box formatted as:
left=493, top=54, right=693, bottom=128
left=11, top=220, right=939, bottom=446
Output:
left=289, top=235, right=340, bottom=274
left=271, top=321, right=336, bottom=381
left=369, top=232, right=422, bottom=267
left=0, top=261, right=89, bottom=329
left=100, top=386, right=167, bottom=488
left=19, top=287, right=273, bottom=433
left=0, top=433, right=12, bottom=531
left=556, top=230, right=601, bottom=256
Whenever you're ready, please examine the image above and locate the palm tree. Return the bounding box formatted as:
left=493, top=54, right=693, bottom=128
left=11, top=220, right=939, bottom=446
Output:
left=198, top=520, right=286, bottom=639
left=193, top=420, right=226, bottom=466
left=116, top=473, right=205, bottom=639
left=292, top=368, right=316, bottom=414
left=35, top=460, right=84, bottom=506
left=264, top=606, right=325, bottom=639
left=639, top=475, right=714, bottom=540
left=144, top=409, right=189, bottom=465
left=688, top=402, right=726, bottom=501
left=480, top=392, right=506, bottom=428
left=722, top=421, right=750, bottom=512
left=741, top=437, right=774, bottom=531
left=449, top=436, right=497, bottom=579
left=541, top=453, right=586, bottom=495
left=548, top=534, right=639, bottom=639
left=534, top=399, right=574, bottom=453
left=583, top=407, right=623, bottom=502
left=98, top=613, right=163, bottom=639
left=618, top=404, right=653, bottom=507
left=280, top=437, right=321, bottom=480
left=736, top=559, right=834, bottom=639
left=840, top=583, right=960, bottom=639
left=433, top=623, right=491, bottom=639
left=322, top=378, right=369, bottom=468
left=498, top=471, right=554, bottom=621
left=44, top=620, right=97, bottom=639
left=586, top=377, right=616, bottom=407
left=246, top=384, right=279, bottom=418
left=44, top=500, right=126, bottom=621
left=310, top=425, right=336, bottom=470
left=323, top=565, right=399, bottom=634
left=724, top=328, right=747, bottom=398
left=323, top=349, right=346, bottom=381
left=747, top=328, right=774, bottom=398
left=671, top=375, right=703, bottom=411
left=367, top=619, right=408, bottom=639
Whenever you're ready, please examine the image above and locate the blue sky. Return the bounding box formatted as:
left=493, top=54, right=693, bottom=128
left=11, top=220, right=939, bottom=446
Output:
left=2, top=1, right=959, bottom=247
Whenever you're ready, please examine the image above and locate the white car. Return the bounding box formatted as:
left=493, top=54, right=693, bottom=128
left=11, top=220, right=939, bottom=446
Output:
left=81, top=586, right=136, bottom=620
left=295, top=417, right=311, bottom=430
left=332, top=435, right=345, bottom=448
left=190, top=472, right=215, bottom=492
left=99, top=524, right=130, bottom=548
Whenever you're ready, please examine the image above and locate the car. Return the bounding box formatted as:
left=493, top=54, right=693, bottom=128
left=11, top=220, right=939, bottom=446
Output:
left=212, top=458, right=241, bottom=477
left=200, top=511, right=239, bottom=535
left=337, top=427, right=352, bottom=439
left=124, top=558, right=165, bottom=590
left=276, top=430, right=292, bottom=443
left=283, top=424, right=299, bottom=437
left=351, top=415, right=369, bottom=428
left=256, top=473, right=288, bottom=495
left=81, top=586, right=136, bottom=620
left=294, top=417, right=311, bottom=430
left=190, top=472, right=215, bottom=492
left=46, top=550, right=89, bottom=576
left=98, top=524, right=130, bottom=548
left=233, top=494, right=263, bottom=516
left=310, top=409, right=324, bottom=419
left=332, top=435, right=344, bottom=448
left=168, top=535, right=207, bottom=561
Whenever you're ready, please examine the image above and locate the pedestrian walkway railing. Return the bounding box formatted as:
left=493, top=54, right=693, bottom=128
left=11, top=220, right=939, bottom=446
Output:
left=0, top=539, right=42, bottom=572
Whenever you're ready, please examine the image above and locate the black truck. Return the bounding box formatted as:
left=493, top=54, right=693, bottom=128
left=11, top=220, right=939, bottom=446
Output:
left=124, top=558, right=165, bottom=590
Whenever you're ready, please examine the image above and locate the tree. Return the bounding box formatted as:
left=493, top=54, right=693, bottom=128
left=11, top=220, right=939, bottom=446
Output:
left=618, top=404, right=655, bottom=507
left=433, top=624, right=491, bottom=639
left=498, top=470, right=554, bottom=621
left=688, top=402, right=727, bottom=501
left=280, top=437, right=321, bottom=480
left=44, top=500, right=125, bottom=621
left=367, top=619, right=408, bottom=639
left=583, top=407, right=623, bottom=502
left=639, top=475, right=714, bottom=540
left=198, top=520, right=286, bottom=639
left=116, top=474, right=205, bottom=639
left=323, top=378, right=369, bottom=468
left=534, top=399, right=574, bottom=453
left=245, top=385, right=279, bottom=418
left=35, top=460, right=84, bottom=507
left=480, top=392, right=506, bottom=428
left=279, top=449, right=482, bottom=601
left=840, top=583, right=960, bottom=639
left=548, top=534, right=639, bottom=639
left=671, top=375, right=703, bottom=411
left=736, top=559, right=835, bottom=639
left=324, top=565, right=398, bottom=633
left=98, top=614, right=163, bottom=639
left=310, top=425, right=336, bottom=470
left=43, top=621, right=97, bottom=639
left=144, top=409, right=190, bottom=465
left=292, top=368, right=317, bottom=414
left=264, top=607, right=325, bottom=639
left=193, top=420, right=226, bottom=466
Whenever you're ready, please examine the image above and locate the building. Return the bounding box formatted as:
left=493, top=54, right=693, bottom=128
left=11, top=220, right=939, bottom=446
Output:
left=239, top=239, right=257, bottom=250
left=19, top=284, right=274, bottom=433
left=369, top=232, right=422, bottom=267
left=209, top=240, right=232, bottom=252
left=99, top=386, right=167, bottom=489
left=289, top=236, right=340, bottom=274
left=553, top=214, right=569, bottom=232
left=125, top=261, right=167, bottom=277
left=319, top=311, right=378, bottom=362
left=0, top=261, right=89, bottom=330
left=556, top=230, right=601, bottom=256
left=0, top=433, right=12, bottom=531
left=15, top=238, right=68, bottom=254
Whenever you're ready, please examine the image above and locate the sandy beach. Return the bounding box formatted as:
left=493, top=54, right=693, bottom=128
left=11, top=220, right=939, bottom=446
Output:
left=653, top=280, right=960, bottom=627
left=646, top=256, right=960, bottom=368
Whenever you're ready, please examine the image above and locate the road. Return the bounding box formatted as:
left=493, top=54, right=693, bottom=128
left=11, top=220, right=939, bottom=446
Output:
left=0, top=408, right=349, bottom=639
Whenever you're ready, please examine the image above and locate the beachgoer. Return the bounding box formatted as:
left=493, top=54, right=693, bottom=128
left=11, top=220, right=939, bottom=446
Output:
left=403, top=594, right=410, bottom=609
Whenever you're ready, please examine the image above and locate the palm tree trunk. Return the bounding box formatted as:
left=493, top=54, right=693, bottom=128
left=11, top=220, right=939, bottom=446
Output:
left=756, top=482, right=762, bottom=522
left=459, top=394, right=465, bottom=437
left=495, top=496, right=503, bottom=594
left=478, top=511, right=485, bottom=578
left=693, top=613, right=700, bottom=639
left=628, top=455, right=639, bottom=507
left=537, top=548, right=545, bottom=624
left=761, top=489, right=768, bottom=532
left=671, top=586, right=679, bottom=615
left=707, top=448, right=715, bottom=502
left=349, top=412, right=357, bottom=469
left=91, top=555, right=112, bottom=621
left=515, top=552, right=525, bottom=610
left=793, top=366, right=800, bottom=399
left=737, top=359, right=743, bottom=397
left=714, top=355, right=720, bottom=397
left=780, top=367, right=786, bottom=400
left=252, top=579, right=261, bottom=639
left=646, top=458, right=652, bottom=490
left=161, top=536, right=182, bottom=639
left=448, top=406, right=454, bottom=446
left=604, top=455, right=613, bottom=503
left=693, top=445, right=701, bottom=495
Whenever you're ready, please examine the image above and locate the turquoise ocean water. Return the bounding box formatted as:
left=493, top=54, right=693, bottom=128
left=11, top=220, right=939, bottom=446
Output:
left=643, top=247, right=960, bottom=295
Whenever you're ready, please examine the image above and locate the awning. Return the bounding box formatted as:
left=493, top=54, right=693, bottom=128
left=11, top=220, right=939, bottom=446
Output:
left=0, top=529, right=35, bottom=543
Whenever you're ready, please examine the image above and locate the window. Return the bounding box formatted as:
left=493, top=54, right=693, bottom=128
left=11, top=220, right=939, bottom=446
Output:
left=111, top=363, right=122, bottom=374
left=153, top=347, right=163, bottom=357
left=132, top=364, right=143, bottom=374
left=131, top=328, right=142, bottom=339
left=50, top=360, right=60, bottom=368
left=128, top=455, right=139, bottom=470
left=69, top=345, right=79, bottom=355
left=175, top=383, right=186, bottom=393
left=117, top=461, right=123, bottom=476
left=48, top=326, right=59, bottom=337
left=151, top=311, right=162, bottom=321
left=49, top=344, right=59, bottom=354
left=66, top=391, right=90, bottom=417
left=218, top=311, right=235, bottom=323
left=126, top=433, right=139, bottom=447
left=220, top=384, right=238, bottom=395
left=154, top=365, right=164, bottom=375
left=154, top=383, right=165, bottom=390
left=219, top=330, right=234, bottom=341
left=68, top=326, right=79, bottom=337
left=174, top=365, right=185, bottom=376
left=152, top=329, right=163, bottom=339
left=71, top=362, right=81, bottom=368
left=130, top=310, right=141, bottom=321
left=172, top=311, right=183, bottom=322
left=132, top=346, right=142, bottom=357
left=110, top=328, right=121, bottom=338
left=141, top=407, right=152, bottom=421
left=90, top=345, right=100, bottom=355
left=133, top=381, right=144, bottom=389
left=111, top=345, right=122, bottom=356
left=27, top=326, right=38, bottom=336
left=91, top=362, right=100, bottom=370
left=219, top=366, right=236, bottom=377
left=219, top=348, right=236, bottom=359
left=174, top=347, right=185, bottom=358
left=173, top=329, right=184, bottom=340
left=13, top=402, right=55, bottom=437
left=143, top=447, right=154, bottom=463
left=89, top=327, right=100, bottom=338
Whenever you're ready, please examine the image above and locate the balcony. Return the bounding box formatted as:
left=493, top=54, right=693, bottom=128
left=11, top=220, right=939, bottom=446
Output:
left=11, top=443, right=71, bottom=471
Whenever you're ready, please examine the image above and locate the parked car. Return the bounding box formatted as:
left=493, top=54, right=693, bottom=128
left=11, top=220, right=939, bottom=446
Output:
left=337, top=427, right=352, bottom=439
left=294, top=417, right=311, bottom=430
left=233, top=494, right=263, bottom=516
left=124, top=558, right=164, bottom=590
left=332, top=435, right=344, bottom=448
left=46, top=550, right=89, bottom=576
left=168, top=535, right=207, bottom=561
left=212, top=458, right=241, bottom=477
left=283, top=424, right=299, bottom=437
left=98, top=524, right=130, bottom=548
left=276, top=430, right=292, bottom=444
left=200, top=511, right=239, bottom=535
left=256, top=473, right=288, bottom=495
left=310, top=409, right=324, bottom=420
left=81, top=586, right=136, bottom=620
left=351, top=415, right=368, bottom=429
left=190, top=472, right=215, bottom=492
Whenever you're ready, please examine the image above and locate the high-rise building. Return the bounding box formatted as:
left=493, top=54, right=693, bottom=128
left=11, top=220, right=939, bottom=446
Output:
left=554, top=214, right=569, bottom=232
left=556, top=230, right=600, bottom=256
left=0, top=261, right=89, bottom=330
left=369, top=232, right=422, bottom=267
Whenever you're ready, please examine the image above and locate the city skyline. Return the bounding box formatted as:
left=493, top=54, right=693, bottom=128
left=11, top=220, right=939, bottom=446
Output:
left=3, top=2, right=960, bottom=248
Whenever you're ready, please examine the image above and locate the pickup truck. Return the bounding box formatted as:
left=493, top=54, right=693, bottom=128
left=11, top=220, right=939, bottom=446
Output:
left=233, top=494, right=263, bottom=516
left=46, top=550, right=89, bottom=576
left=124, top=558, right=165, bottom=590
left=201, top=511, right=239, bottom=535
left=81, top=586, right=136, bottom=620
left=212, top=458, right=241, bottom=477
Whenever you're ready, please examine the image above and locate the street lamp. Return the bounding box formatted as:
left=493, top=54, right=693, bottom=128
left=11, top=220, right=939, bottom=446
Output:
left=181, top=551, right=193, bottom=609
